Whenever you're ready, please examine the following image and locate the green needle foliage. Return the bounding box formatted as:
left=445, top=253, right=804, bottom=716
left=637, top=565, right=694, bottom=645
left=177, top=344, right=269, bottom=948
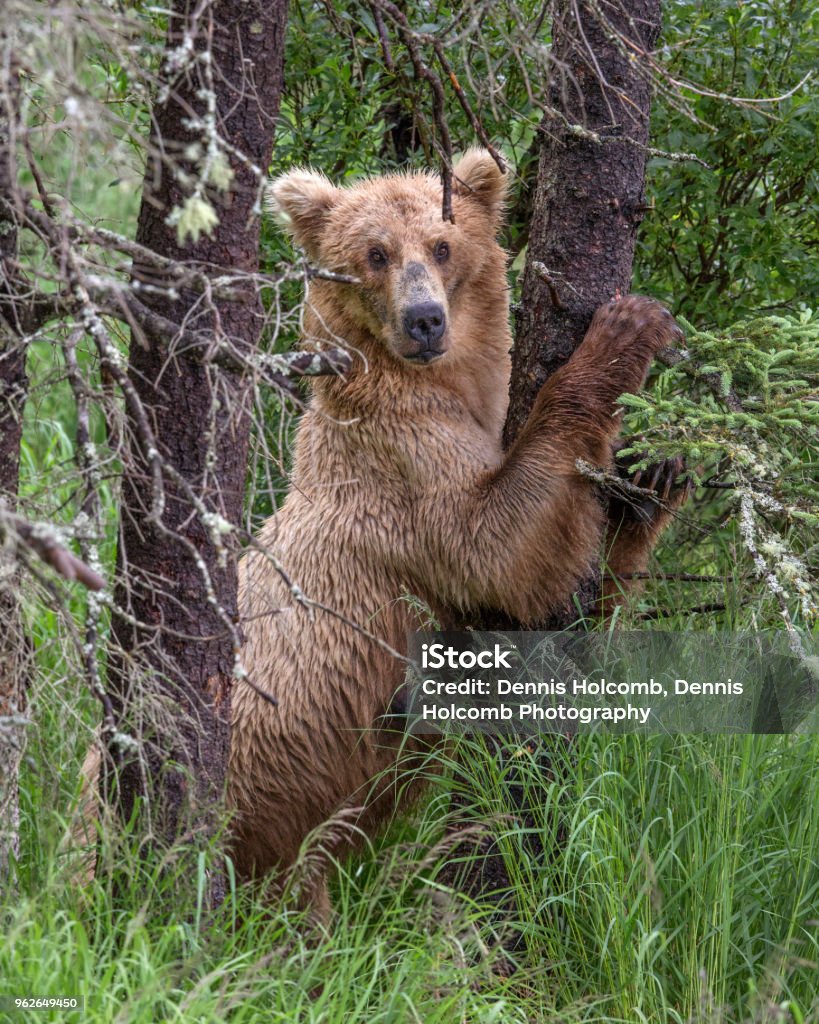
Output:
left=619, top=310, right=819, bottom=626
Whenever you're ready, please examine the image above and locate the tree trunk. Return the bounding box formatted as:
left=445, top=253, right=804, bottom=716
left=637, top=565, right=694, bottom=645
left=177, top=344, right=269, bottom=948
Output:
left=448, top=0, right=662, bottom=925
left=108, top=0, right=288, bottom=898
left=0, top=29, right=27, bottom=886
left=507, top=0, right=662, bottom=620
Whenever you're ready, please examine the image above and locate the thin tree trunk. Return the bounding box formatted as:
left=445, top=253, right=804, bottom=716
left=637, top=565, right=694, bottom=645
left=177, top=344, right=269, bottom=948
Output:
left=0, top=29, right=27, bottom=885
left=108, top=0, right=288, bottom=900
left=508, top=0, right=661, bottom=625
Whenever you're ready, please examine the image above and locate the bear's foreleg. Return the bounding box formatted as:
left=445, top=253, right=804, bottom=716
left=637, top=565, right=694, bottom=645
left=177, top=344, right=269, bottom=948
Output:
left=424, top=297, right=682, bottom=624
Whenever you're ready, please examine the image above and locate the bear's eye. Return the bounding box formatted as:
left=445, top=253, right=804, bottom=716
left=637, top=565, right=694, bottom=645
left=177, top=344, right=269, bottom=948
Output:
left=434, top=241, right=450, bottom=264
left=368, top=247, right=388, bottom=269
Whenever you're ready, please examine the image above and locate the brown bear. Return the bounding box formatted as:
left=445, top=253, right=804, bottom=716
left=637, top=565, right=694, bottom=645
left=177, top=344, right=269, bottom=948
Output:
left=228, top=149, right=684, bottom=914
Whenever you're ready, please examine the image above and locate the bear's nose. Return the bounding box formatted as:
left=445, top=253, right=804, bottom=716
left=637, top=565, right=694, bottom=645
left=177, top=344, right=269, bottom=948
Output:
left=403, top=302, right=446, bottom=346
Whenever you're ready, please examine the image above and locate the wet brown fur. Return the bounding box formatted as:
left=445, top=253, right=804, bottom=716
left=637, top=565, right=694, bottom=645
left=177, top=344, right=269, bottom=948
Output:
left=228, top=151, right=683, bottom=911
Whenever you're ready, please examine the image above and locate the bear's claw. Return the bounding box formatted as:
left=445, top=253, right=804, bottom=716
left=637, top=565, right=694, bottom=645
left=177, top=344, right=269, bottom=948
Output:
left=589, top=294, right=684, bottom=358
left=612, top=446, right=694, bottom=527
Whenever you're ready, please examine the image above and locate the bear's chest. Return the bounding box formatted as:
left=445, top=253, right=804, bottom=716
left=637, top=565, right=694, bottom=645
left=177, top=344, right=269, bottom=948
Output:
left=354, top=415, right=499, bottom=493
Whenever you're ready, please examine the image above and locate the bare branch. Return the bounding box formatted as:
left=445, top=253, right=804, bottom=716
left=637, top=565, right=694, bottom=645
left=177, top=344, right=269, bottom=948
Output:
left=1, top=509, right=105, bottom=591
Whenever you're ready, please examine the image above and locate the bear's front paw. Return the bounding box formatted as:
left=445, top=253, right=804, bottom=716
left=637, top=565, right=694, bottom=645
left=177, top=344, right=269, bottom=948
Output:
left=609, top=447, right=695, bottom=531
left=587, top=294, right=683, bottom=362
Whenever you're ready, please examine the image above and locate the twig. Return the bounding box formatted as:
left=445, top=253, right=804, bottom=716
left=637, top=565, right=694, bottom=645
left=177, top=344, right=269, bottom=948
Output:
left=611, top=572, right=728, bottom=582
left=637, top=600, right=747, bottom=620
left=701, top=479, right=737, bottom=490
left=10, top=274, right=353, bottom=397
left=575, top=458, right=673, bottom=508
left=431, top=39, right=506, bottom=174
left=738, top=490, right=807, bottom=658
left=306, top=265, right=361, bottom=286
left=532, top=261, right=566, bottom=309
left=1, top=510, right=105, bottom=591
left=62, top=324, right=117, bottom=743
left=370, top=0, right=455, bottom=222
left=369, top=2, right=395, bottom=72
left=665, top=68, right=813, bottom=107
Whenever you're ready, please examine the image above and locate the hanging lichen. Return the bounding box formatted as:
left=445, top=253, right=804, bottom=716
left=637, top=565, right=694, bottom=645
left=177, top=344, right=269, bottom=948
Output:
left=618, top=310, right=819, bottom=633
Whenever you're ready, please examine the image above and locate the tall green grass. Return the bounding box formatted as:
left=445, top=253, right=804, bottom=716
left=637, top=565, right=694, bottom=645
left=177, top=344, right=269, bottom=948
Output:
left=3, top=725, right=817, bottom=1023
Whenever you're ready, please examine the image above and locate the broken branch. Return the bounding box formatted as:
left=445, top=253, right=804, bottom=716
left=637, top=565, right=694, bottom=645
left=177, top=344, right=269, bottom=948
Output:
left=2, top=509, right=106, bottom=591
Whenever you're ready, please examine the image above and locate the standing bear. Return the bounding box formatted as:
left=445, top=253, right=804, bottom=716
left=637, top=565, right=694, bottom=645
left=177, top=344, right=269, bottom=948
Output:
left=230, top=149, right=683, bottom=910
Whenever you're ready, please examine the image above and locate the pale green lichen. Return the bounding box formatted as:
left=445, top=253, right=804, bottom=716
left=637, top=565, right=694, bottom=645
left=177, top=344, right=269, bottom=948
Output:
left=166, top=195, right=219, bottom=245
left=207, top=151, right=234, bottom=192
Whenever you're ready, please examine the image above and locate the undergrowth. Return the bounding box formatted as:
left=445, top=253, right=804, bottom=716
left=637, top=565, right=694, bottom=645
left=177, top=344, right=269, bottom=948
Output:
left=3, top=724, right=817, bottom=1022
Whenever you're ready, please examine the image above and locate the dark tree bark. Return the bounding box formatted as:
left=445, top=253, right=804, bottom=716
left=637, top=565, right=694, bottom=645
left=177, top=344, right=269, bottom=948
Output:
left=505, top=0, right=662, bottom=624
left=509, top=0, right=661, bottom=442
left=108, top=0, right=289, bottom=894
left=0, top=29, right=27, bottom=884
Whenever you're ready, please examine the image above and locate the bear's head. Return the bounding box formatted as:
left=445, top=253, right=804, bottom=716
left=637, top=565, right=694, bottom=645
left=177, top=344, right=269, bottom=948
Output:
left=267, top=149, right=507, bottom=367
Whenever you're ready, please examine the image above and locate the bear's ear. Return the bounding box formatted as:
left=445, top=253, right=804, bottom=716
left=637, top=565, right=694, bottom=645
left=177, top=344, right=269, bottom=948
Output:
left=452, top=149, right=507, bottom=223
left=265, top=169, right=340, bottom=257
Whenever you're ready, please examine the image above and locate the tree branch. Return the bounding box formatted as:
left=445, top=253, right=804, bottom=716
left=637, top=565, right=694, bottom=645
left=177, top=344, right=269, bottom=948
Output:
left=1, top=509, right=105, bottom=591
